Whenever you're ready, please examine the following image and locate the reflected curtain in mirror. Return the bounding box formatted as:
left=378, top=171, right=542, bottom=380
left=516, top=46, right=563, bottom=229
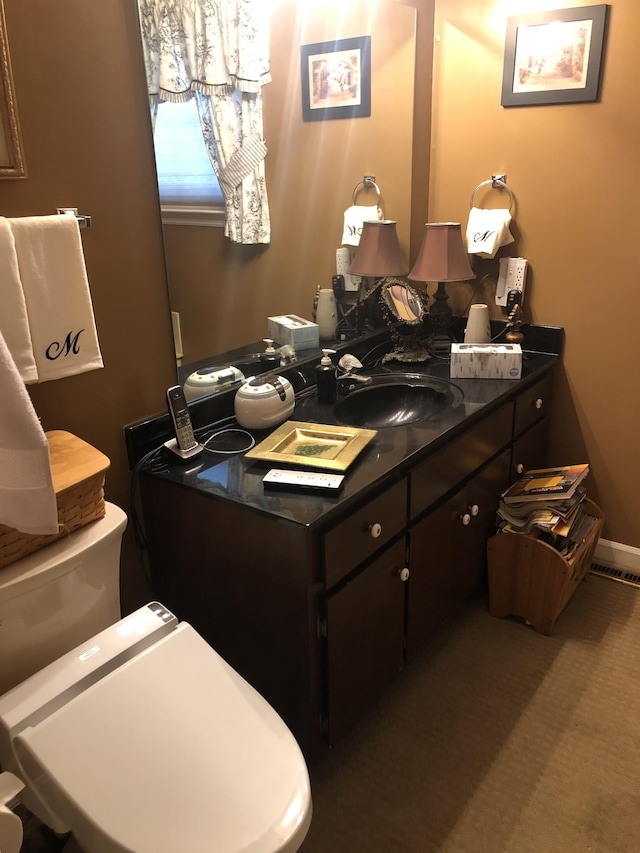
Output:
left=0, top=0, right=25, bottom=178
left=137, top=0, right=271, bottom=243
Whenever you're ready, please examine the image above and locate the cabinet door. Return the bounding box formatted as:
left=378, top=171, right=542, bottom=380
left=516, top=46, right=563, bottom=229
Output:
left=407, top=450, right=510, bottom=657
left=326, top=538, right=407, bottom=744
left=510, top=415, right=550, bottom=482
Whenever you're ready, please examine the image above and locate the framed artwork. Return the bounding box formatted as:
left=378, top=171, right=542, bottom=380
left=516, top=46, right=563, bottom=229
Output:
left=300, top=36, right=371, bottom=122
left=501, top=4, right=609, bottom=107
left=0, top=0, right=26, bottom=177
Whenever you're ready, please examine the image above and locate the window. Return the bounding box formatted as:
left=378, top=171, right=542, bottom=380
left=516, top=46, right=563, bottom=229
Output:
left=152, top=99, right=224, bottom=226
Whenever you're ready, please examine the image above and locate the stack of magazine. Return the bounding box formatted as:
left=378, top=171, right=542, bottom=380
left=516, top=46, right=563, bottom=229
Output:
left=497, top=464, right=594, bottom=557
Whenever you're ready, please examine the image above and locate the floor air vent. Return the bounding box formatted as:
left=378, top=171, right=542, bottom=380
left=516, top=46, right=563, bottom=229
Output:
left=589, top=562, right=640, bottom=588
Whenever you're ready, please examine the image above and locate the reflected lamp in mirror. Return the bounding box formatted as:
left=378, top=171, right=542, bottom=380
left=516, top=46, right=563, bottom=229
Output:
left=348, top=220, right=409, bottom=334
left=408, top=222, right=475, bottom=352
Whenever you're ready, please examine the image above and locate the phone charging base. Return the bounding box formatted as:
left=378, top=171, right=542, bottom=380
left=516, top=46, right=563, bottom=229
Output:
left=164, top=438, right=204, bottom=460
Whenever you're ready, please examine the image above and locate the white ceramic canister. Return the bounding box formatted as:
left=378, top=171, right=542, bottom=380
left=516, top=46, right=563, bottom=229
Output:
left=315, top=289, right=338, bottom=340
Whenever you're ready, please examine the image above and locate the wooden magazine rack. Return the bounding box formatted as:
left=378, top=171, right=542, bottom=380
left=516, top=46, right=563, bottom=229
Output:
left=487, top=499, right=604, bottom=635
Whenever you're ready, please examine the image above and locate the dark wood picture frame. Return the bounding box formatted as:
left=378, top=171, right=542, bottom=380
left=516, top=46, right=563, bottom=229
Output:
left=0, top=0, right=26, bottom=177
left=501, top=4, right=609, bottom=107
left=300, top=36, right=371, bottom=122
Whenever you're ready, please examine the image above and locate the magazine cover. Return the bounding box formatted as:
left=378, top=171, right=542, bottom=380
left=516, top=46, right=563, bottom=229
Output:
left=502, top=464, right=589, bottom=504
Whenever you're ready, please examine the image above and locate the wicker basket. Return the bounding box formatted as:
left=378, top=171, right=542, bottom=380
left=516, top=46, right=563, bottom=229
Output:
left=0, top=430, right=110, bottom=570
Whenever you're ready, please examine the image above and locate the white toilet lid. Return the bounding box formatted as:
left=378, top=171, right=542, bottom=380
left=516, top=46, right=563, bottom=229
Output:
left=14, top=624, right=311, bottom=853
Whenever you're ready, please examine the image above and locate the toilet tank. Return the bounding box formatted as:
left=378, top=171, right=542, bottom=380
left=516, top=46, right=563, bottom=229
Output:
left=0, top=503, right=127, bottom=694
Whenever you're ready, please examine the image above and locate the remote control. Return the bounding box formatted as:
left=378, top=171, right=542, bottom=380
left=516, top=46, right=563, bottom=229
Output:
left=263, top=468, right=345, bottom=494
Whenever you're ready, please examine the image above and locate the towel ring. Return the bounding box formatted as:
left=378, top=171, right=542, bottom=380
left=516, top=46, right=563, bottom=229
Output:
left=470, top=177, right=514, bottom=212
left=352, top=176, right=381, bottom=206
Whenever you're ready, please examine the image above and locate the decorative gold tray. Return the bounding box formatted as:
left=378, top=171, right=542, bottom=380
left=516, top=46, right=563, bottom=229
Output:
left=245, top=421, right=377, bottom=472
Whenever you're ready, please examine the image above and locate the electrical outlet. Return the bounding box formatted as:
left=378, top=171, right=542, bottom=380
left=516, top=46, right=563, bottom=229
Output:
left=514, top=259, right=527, bottom=291
left=496, top=258, right=527, bottom=308
left=336, top=247, right=361, bottom=292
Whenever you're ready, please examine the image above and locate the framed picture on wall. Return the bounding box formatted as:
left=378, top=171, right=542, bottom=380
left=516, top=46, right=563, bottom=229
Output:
left=501, top=4, right=609, bottom=107
left=0, top=0, right=26, bottom=177
left=300, top=36, right=371, bottom=122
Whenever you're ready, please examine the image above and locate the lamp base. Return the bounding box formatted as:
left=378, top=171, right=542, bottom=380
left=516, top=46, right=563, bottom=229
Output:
left=429, top=281, right=453, bottom=352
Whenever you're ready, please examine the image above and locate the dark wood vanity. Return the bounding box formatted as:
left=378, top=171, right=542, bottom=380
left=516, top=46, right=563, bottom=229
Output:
left=129, top=327, right=562, bottom=762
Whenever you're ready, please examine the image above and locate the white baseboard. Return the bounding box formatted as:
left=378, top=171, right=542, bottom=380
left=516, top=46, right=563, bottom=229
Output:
left=593, top=538, right=640, bottom=574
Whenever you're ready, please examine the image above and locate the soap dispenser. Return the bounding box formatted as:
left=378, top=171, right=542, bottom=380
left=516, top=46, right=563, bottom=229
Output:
left=316, top=349, right=337, bottom=404
left=260, top=339, right=281, bottom=371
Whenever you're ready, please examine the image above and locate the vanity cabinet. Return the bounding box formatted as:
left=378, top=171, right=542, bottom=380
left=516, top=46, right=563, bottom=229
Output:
left=138, top=360, right=558, bottom=762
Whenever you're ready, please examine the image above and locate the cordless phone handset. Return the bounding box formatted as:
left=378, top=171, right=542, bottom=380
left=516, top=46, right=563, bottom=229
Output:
left=165, top=385, right=202, bottom=458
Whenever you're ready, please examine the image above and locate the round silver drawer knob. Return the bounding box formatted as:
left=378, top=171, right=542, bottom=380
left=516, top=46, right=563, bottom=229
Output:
left=369, top=522, right=382, bottom=539
left=470, top=504, right=479, bottom=516
left=398, top=567, right=410, bottom=582
left=535, top=398, right=543, bottom=410
left=461, top=513, right=471, bottom=526
left=516, top=462, right=525, bottom=474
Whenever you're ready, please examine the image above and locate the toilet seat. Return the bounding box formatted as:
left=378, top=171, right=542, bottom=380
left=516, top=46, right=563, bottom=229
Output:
left=7, top=618, right=311, bottom=852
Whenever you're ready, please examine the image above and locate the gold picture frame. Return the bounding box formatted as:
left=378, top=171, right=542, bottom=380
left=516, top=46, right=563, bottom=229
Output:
left=0, top=0, right=26, bottom=178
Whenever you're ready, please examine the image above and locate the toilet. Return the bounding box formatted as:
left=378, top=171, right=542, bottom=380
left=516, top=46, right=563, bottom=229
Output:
left=0, top=503, right=312, bottom=853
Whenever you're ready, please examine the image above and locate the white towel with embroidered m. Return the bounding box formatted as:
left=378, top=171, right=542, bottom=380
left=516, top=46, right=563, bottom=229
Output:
left=0, top=330, right=58, bottom=534
left=8, top=214, right=103, bottom=382
left=466, top=207, right=514, bottom=258
left=0, top=217, right=38, bottom=383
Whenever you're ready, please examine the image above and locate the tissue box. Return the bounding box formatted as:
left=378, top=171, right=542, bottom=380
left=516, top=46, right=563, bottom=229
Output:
left=450, top=343, right=522, bottom=380
left=268, top=315, right=319, bottom=350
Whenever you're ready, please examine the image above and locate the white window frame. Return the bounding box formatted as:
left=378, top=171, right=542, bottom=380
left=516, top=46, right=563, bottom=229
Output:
left=153, top=99, right=225, bottom=227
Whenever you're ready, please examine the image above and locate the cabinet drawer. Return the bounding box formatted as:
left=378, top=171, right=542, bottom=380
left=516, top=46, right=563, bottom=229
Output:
left=410, top=403, right=513, bottom=519
left=513, top=374, right=553, bottom=439
left=323, top=478, right=407, bottom=589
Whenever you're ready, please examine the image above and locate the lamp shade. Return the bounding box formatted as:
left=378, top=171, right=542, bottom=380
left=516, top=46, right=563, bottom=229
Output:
left=348, top=220, right=409, bottom=277
left=408, top=222, right=475, bottom=283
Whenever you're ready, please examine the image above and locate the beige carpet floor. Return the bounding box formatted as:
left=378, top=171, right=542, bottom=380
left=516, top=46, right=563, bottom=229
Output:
left=301, top=575, right=640, bottom=853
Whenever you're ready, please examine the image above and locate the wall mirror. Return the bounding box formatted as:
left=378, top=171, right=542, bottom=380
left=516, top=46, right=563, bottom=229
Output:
left=138, top=0, right=418, bottom=397
left=0, top=0, right=26, bottom=178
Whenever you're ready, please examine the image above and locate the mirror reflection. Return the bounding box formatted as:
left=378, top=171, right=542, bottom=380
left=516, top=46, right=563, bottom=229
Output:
left=137, top=0, right=419, bottom=396
left=380, top=279, right=429, bottom=364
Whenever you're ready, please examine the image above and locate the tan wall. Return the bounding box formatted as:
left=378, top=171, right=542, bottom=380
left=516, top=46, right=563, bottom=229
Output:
left=165, top=0, right=435, bottom=364
left=430, top=0, right=639, bottom=548
left=0, top=0, right=177, bottom=610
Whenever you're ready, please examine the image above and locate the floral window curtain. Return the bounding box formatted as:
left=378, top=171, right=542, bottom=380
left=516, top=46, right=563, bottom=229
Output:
left=138, top=0, right=271, bottom=244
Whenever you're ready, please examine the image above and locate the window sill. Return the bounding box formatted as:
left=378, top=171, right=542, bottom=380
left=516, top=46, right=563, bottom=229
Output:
left=160, top=206, right=225, bottom=227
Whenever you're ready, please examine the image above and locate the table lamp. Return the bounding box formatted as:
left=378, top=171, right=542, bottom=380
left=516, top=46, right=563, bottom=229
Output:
left=348, top=220, right=409, bottom=333
left=408, top=222, right=475, bottom=351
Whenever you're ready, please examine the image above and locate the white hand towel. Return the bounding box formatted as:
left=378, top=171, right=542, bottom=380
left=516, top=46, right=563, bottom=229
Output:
left=0, top=218, right=38, bottom=384
left=466, top=207, right=515, bottom=258
left=9, top=215, right=103, bottom=382
left=0, top=330, right=58, bottom=535
left=342, top=205, right=383, bottom=247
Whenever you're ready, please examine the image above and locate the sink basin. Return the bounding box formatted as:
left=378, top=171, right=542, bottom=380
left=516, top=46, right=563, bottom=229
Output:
left=334, top=375, right=462, bottom=429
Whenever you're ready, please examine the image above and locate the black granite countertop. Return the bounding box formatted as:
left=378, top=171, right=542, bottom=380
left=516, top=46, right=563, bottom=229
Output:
left=129, top=324, right=563, bottom=532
